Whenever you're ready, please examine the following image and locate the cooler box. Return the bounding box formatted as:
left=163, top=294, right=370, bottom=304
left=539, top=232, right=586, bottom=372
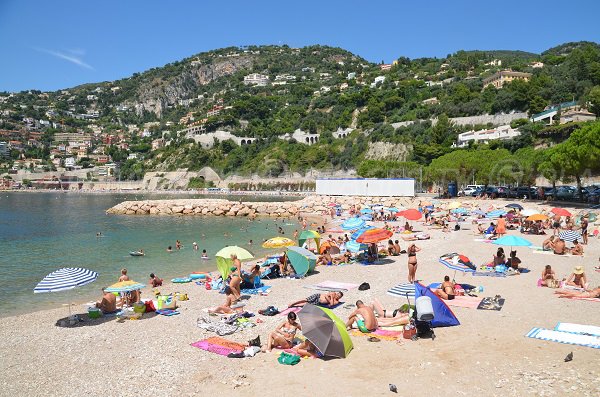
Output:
left=88, top=308, right=102, bottom=319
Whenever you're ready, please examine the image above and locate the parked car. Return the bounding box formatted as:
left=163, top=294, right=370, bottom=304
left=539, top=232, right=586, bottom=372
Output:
left=554, top=186, right=589, bottom=201
left=470, top=187, right=485, bottom=197
left=508, top=186, right=535, bottom=199
left=588, top=187, right=600, bottom=204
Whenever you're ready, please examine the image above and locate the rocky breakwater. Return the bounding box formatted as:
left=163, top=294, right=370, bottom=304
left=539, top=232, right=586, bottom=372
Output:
left=106, top=195, right=423, bottom=217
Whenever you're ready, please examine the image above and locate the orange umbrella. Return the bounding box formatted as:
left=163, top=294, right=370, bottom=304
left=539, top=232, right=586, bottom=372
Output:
left=356, top=228, right=393, bottom=243
left=319, top=241, right=340, bottom=254
left=401, top=209, right=422, bottom=221
left=526, top=214, right=548, bottom=221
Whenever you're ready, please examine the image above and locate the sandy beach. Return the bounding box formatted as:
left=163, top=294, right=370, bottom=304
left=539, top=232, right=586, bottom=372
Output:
left=1, top=198, right=599, bottom=397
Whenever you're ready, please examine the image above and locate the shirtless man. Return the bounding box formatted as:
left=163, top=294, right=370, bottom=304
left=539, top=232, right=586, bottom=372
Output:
left=434, top=276, right=456, bottom=300
left=552, top=214, right=561, bottom=236
left=393, top=240, right=402, bottom=255
left=316, top=249, right=333, bottom=266
left=542, top=236, right=555, bottom=251
left=345, top=300, right=378, bottom=332
left=570, top=240, right=584, bottom=256
left=95, top=289, right=117, bottom=313
left=553, top=238, right=566, bottom=255
left=288, top=291, right=343, bottom=308
left=118, top=268, right=130, bottom=282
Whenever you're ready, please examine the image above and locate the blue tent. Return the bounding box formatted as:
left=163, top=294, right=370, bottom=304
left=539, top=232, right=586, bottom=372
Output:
left=414, top=282, right=460, bottom=328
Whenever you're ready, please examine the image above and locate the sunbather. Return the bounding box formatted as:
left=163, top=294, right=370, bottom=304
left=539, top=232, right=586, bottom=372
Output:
left=393, top=240, right=402, bottom=254
left=316, top=249, right=333, bottom=266
left=346, top=300, right=408, bottom=332
left=553, top=238, right=566, bottom=255
left=554, top=286, right=600, bottom=298
left=506, top=250, right=522, bottom=270
left=570, top=240, right=584, bottom=256
left=288, top=291, right=343, bottom=308
left=369, top=298, right=411, bottom=324
left=95, top=288, right=117, bottom=313
left=293, top=339, right=319, bottom=358
left=542, top=236, right=555, bottom=251
left=208, top=287, right=240, bottom=314
left=540, top=265, right=557, bottom=287
left=566, top=266, right=587, bottom=288
left=264, top=312, right=301, bottom=352
left=240, top=265, right=261, bottom=289
left=149, top=273, right=163, bottom=288
left=332, top=252, right=352, bottom=265
left=401, top=233, right=430, bottom=241
left=433, top=276, right=456, bottom=300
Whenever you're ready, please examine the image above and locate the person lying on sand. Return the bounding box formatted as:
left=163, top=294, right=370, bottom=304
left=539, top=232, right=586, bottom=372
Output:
left=264, top=312, right=301, bottom=352
left=316, top=249, right=333, bottom=266
left=401, top=233, right=430, bottom=241
left=96, top=288, right=117, bottom=313
left=542, top=236, right=555, bottom=251
left=565, top=266, right=587, bottom=288
left=540, top=265, right=557, bottom=287
left=369, top=298, right=410, bottom=324
left=345, top=300, right=409, bottom=333
left=434, top=276, right=456, bottom=300
left=553, top=239, right=566, bottom=255
left=289, top=291, right=343, bottom=308
left=554, top=286, right=600, bottom=299
left=332, top=252, right=352, bottom=265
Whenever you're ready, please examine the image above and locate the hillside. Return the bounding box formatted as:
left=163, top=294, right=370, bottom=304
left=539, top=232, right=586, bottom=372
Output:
left=1, top=41, right=600, bottom=187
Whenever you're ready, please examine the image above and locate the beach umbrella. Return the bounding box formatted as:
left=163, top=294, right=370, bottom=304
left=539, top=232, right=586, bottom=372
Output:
left=360, top=208, right=373, bottom=214
left=262, top=237, right=295, bottom=249
left=551, top=208, right=572, bottom=217
left=387, top=207, right=400, bottom=213
left=297, top=304, right=353, bottom=358
left=34, top=267, right=98, bottom=294
left=447, top=201, right=462, bottom=210
left=346, top=240, right=368, bottom=253
left=486, top=210, right=506, bottom=218
left=577, top=212, right=597, bottom=223
left=451, top=207, right=468, bottom=214
left=215, top=246, right=254, bottom=279
left=505, top=203, right=523, bottom=210
left=298, top=230, right=321, bottom=251
left=492, top=235, right=532, bottom=250
left=350, top=225, right=375, bottom=240
left=356, top=228, right=393, bottom=243
left=341, top=217, right=366, bottom=231
left=387, top=282, right=415, bottom=298
left=401, top=209, right=422, bottom=221
left=360, top=214, right=372, bottom=221
left=559, top=230, right=582, bottom=243
left=439, top=254, right=476, bottom=279
left=319, top=241, right=340, bottom=254
left=104, top=280, right=146, bottom=293
left=526, top=213, right=548, bottom=221
left=286, top=246, right=317, bottom=276
left=521, top=209, right=539, bottom=217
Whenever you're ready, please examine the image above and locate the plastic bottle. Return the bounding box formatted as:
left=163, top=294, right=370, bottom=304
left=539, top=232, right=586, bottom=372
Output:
left=478, top=285, right=484, bottom=293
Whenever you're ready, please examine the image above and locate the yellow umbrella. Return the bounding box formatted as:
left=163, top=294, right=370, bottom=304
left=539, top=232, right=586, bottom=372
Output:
left=447, top=201, right=462, bottom=210
left=262, top=237, right=296, bottom=249
left=527, top=214, right=548, bottom=221
left=105, top=280, right=145, bottom=293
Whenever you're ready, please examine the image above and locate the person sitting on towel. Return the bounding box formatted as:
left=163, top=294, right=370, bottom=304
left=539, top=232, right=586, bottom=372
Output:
left=345, top=300, right=408, bottom=332
left=316, top=248, right=333, bottom=267
left=240, top=265, right=261, bottom=289
left=95, top=288, right=117, bottom=313
left=434, top=276, right=456, bottom=300
left=553, top=239, right=566, bottom=255
left=542, top=236, right=555, bottom=251
left=540, top=265, right=557, bottom=287
left=293, top=339, right=319, bottom=358
left=332, top=252, right=352, bottom=265
left=566, top=266, right=587, bottom=288
left=554, top=286, right=600, bottom=299
left=264, top=312, right=301, bottom=352
left=288, top=291, right=343, bottom=308
left=208, top=287, right=241, bottom=315
left=506, top=250, right=522, bottom=270
left=570, top=240, right=584, bottom=256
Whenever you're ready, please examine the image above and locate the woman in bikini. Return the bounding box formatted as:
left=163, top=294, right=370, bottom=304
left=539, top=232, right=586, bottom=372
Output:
left=540, top=265, right=557, bottom=287
left=407, top=243, right=421, bottom=283
left=228, top=254, right=242, bottom=300
left=264, top=312, right=301, bottom=352
left=554, top=286, right=600, bottom=299
left=434, top=276, right=456, bottom=300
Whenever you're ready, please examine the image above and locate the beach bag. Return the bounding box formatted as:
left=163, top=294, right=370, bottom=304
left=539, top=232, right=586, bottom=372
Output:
left=277, top=352, right=301, bottom=366
left=547, top=279, right=560, bottom=288
left=144, top=300, right=156, bottom=312
left=158, top=295, right=176, bottom=310
left=403, top=323, right=417, bottom=339
left=176, top=292, right=189, bottom=301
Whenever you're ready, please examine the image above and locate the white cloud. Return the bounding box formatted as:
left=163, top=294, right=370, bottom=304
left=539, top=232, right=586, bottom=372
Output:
left=34, top=47, right=94, bottom=70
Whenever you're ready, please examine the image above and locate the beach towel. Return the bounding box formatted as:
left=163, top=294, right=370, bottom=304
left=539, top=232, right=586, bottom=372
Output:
left=279, top=307, right=302, bottom=316
left=240, top=286, right=271, bottom=295
left=191, top=336, right=246, bottom=356
left=444, top=295, right=482, bottom=309
left=566, top=297, right=600, bottom=302
left=316, top=281, right=360, bottom=290
left=303, top=285, right=347, bottom=292
left=525, top=328, right=600, bottom=349
left=477, top=297, right=505, bottom=311
left=472, top=271, right=506, bottom=278
left=554, top=322, right=600, bottom=336
left=350, top=330, right=401, bottom=341
left=155, top=309, right=179, bottom=316
left=532, top=250, right=584, bottom=258
left=473, top=238, right=493, bottom=243
left=196, top=317, right=239, bottom=336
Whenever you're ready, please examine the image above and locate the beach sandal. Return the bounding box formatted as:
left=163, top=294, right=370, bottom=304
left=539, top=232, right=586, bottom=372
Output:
left=367, top=336, right=381, bottom=342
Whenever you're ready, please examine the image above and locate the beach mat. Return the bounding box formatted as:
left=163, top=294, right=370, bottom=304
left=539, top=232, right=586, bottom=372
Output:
left=191, top=336, right=246, bottom=356
left=526, top=328, right=600, bottom=349
left=350, top=329, right=401, bottom=341
left=472, top=272, right=506, bottom=278
left=477, top=297, right=505, bottom=311
left=555, top=322, right=600, bottom=336
left=316, top=281, right=360, bottom=290
left=240, top=285, right=271, bottom=295
left=444, top=296, right=482, bottom=309
left=387, top=283, right=415, bottom=298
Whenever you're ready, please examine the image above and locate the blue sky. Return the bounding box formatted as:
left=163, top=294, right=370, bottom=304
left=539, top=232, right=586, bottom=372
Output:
left=0, top=0, right=598, bottom=92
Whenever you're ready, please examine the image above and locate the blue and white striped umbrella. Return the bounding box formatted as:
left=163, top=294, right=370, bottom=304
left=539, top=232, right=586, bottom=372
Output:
left=350, top=225, right=375, bottom=240
left=439, top=254, right=475, bottom=273
left=34, top=267, right=98, bottom=294
left=559, top=230, right=582, bottom=243
left=346, top=240, right=368, bottom=253
left=341, top=217, right=366, bottom=231
left=387, top=282, right=415, bottom=298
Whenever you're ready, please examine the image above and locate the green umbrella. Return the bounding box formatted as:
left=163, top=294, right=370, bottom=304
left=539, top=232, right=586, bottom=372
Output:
left=286, top=246, right=317, bottom=276
left=215, top=246, right=254, bottom=279
left=298, top=304, right=353, bottom=358
left=298, top=230, right=321, bottom=251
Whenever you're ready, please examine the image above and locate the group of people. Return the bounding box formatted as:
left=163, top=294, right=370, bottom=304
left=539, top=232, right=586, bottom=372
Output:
left=542, top=236, right=584, bottom=256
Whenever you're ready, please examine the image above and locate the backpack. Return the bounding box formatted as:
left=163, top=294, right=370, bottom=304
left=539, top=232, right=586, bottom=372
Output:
left=358, top=282, right=370, bottom=291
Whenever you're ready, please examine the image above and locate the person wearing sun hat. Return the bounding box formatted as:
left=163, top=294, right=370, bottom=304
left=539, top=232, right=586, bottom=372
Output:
left=566, top=266, right=587, bottom=289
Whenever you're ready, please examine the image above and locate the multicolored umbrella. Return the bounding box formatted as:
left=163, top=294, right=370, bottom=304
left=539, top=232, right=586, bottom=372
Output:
left=551, top=208, right=572, bottom=217
left=341, top=217, right=366, bottom=231
left=439, top=253, right=476, bottom=273
left=34, top=267, right=98, bottom=294
left=104, top=280, right=146, bottom=293
left=286, top=246, right=317, bottom=276
left=215, top=246, right=254, bottom=279
left=356, top=228, right=393, bottom=243
left=559, top=230, right=582, bottom=243
left=350, top=225, right=375, bottom=240
left=401, top=209, right=422, bottom=221
left=262, top=237, right=295, bottom=249
left=346, top=240, right=368, bottom=253
left=298, top=230, right=321, bottom=251
left=297, top=304, right=353, bottom=358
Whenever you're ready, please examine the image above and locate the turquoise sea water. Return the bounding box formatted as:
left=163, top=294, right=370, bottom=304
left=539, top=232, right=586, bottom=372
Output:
left=0, top=192, right=300, bottom=317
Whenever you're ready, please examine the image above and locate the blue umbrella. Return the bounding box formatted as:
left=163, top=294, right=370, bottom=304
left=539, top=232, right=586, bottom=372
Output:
left=34, top=267, right=98, bottom=294
left=341, top=217, right=366, bottom=231
left=387, top=207, right=400, bottom=213
left=492, top=235, right=532, bottom=248
left=360, top=215, right=372, bottom=221
left=350, top=225, right=375, bottom=240
left=360, top=208, right=373, bottom=214
left=346, top=240, right=368, bottom=253
left=486, top=210, right=507, bottom=218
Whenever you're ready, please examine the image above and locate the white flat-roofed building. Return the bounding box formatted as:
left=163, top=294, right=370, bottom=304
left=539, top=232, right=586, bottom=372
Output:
left=454, top=125, right=521, bottom=148
left=243, top=73, right=270, bottom=86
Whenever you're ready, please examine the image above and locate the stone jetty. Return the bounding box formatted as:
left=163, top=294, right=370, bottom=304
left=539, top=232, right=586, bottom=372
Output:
left=105, top=195, right=422, bottom=217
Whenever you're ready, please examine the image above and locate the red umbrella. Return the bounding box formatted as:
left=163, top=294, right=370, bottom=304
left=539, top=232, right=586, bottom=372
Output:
left=551, top=208, right=572, bottom=217
left=401, top=209, right=422, bottom=221
left=327, top=202, right=338, bottom=207
left=356, top=228, right=393, bottom=243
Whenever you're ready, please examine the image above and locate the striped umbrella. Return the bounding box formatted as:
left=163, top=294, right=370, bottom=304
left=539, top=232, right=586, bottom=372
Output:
left=350, top=225, right=375, bottom=240
left=346, top=240, right=368, bottom=253
left=356, top=228, right=393, bottom=243
left=559, top=230, right=582, bottom=243
left=439, top=254, right=476, bottom=274
left=341, top=217, right=366, bottom=231
left=387, top=282, right=415, bottom=298
left=34, top=267, right=98, bottom=294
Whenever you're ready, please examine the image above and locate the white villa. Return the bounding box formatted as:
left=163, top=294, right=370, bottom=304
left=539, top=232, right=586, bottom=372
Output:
left=454, top=125, right=521, bottom=148
left=243, top=73, right=269, bottom=86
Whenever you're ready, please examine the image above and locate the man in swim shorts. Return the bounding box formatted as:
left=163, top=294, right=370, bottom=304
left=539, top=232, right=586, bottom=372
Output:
left=345, top=300, right=377, bottom=332
left=95, top=288, right=117, bottom=313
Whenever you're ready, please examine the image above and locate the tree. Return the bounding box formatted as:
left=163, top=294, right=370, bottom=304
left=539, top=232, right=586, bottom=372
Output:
left=528, top=95, right=547, bottom=117
left=588, top=86, right=600, bottom=116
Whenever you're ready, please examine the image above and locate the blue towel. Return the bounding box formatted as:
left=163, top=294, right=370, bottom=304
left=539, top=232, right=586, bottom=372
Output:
left=156, top=309, right=179, bottom=316
left=240, top=286, right=271, bottom=295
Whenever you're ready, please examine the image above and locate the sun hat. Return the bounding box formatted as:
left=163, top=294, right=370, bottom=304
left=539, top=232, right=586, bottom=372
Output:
left=573, top=266, right=584, bottom=275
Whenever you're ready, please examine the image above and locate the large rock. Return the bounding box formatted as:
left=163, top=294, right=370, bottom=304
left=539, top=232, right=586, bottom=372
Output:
left=172, top=206, right=184, bottom=213
left=213, top=209, right=224, bottom=216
